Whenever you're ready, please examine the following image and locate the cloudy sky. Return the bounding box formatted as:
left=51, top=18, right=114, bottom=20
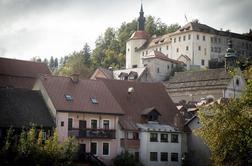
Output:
left=0, top=0, right=251, bottom=61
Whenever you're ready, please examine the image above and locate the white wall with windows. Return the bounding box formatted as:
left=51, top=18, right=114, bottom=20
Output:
left=137, top=123, right=182, bottom=166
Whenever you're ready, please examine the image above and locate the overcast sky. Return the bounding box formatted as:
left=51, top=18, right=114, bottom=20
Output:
left=0, top=0, right=251, bottom=61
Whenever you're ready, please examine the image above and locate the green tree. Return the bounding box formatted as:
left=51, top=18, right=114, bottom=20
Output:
left=49, top=56, right=55, bottom=71
left=82, top=43, right=91, bottom=66
left=195, top=67, right=252, bottom=166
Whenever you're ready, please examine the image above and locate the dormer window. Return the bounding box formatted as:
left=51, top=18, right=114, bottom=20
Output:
left=65, top=94, right=73, bottom=101
left=141, top=107, right=161, bottom=122
left=90, top=97, right=98, bottom=104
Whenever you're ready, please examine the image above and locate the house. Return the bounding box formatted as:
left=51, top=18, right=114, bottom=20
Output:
left=33, top=75, right=125, bottom=165
left=34, top=73, right=186, bottom=165
left=0, top=88, right=55, bottom=146
left=164, top=68, right=246, bottom=103
left=126, top=5, right=252, bottom=73
left=0, top=57, right=51, bottom=89
left=101, top=79, right=186, bottom=166
left=91, top=67, right=153, bottom=82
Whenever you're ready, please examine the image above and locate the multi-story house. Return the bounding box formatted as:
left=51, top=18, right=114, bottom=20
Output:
left=33, top=75, right=124, bottom=165
left=101, top=79, right=186, bottom=166
left=125, top=5, right=252, bottom=81
left=34, top=73, right=186, bottom=166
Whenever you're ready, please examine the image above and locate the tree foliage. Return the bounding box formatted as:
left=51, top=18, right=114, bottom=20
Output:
left=195, top=67, right=252, bottom=166
left=0, top=127, right=78, bottom=166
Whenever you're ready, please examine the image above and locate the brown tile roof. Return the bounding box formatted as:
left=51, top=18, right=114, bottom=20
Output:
left=129, top=31, right=150, bottom=40
left=143, top=51, right=184, bottom=64
left=0, top=57, right=51, bottom=89
left=98, top=67, right=113, bottom=79
left=0, top=89, right=55, bottom=128
left=39, top=75, right=124, bottom=115
left=101, top=79, right=181, bottom=130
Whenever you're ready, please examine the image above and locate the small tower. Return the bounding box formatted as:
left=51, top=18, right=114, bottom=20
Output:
left=225, top=39, right=237, bottom=71
left=126, top=4, right=149, bottom=69
left=138, top=4, right=145, bottom=31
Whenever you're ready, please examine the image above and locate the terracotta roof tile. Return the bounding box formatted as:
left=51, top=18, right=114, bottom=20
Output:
left=129, top=31, right=150, bottom=40
left=143, top=51, right=184, bottom=64
left=0, top=57, right=51, bottom=89
left=40, top=75, right=124, bottom=115
left=101, top=79, right=181, bottom=130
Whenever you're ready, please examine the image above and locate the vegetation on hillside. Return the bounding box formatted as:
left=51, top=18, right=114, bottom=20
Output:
left=195, top=66, right=252, bottom=166
left=0, top=127, right=78, bottom=166
left=36, top=16, right=180, bottom=78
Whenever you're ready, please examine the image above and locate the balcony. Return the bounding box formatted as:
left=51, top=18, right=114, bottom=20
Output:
left=120, top=139, right=140, bottom=149
left=68, top=128, right=116, bottom=139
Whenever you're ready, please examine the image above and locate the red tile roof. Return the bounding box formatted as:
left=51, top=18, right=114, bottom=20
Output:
left=39, top=75, right=124, bottom=115
left=0, top=57, right=51, bottom=89
left=129, top=31, right=150, bottom=40
left=101, top=79, right=181, bottom=130
left=143, top=51, right=184, bottom=64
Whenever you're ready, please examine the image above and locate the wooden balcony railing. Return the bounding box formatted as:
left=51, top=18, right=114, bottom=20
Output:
left=68, top=128, right=116, bottom=139
left=120, top=138, right=140, bottom=149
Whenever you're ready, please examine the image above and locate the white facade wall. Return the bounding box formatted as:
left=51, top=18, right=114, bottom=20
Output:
left=126, top=39, right=147, bottom=68
left=139, top=131, right=181, bottom=166
left=142, top=58, right=174, bottom=81
left=224, top=74, right=246, bottom=98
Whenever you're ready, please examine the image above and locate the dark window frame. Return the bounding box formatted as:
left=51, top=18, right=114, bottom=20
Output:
left=150, top=152, right=158, bottom=161
left=150, top=133, right=158, bottom=142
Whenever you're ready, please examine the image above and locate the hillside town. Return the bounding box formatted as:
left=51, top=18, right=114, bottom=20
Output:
left=0, top=2, right=252, bottom=166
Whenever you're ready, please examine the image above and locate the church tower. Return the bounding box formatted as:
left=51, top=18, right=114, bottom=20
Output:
left=126, top=4, right=149, bottom=69
left=138, top=4, right=145, bottom=31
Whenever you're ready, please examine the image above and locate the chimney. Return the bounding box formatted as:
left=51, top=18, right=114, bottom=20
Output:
left=71, top=73, right=79, bottom=83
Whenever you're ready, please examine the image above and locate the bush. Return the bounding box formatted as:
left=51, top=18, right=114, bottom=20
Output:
left=0, top=127, right=78, bottom=166
left=113, top=151, right=139, bottom=166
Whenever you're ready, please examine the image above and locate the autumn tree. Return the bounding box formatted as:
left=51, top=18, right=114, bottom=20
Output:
left=196, top=67, right=252, bottom=166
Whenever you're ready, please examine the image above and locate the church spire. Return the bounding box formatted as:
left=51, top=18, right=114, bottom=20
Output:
left=138, top=3, right=145, bottom=31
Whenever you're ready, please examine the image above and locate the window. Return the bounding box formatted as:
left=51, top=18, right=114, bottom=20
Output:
left=68, top=118, right=73, bottom=129
left=161, top=134, right=168, bottom=142
left=236, top=78, right=240, bottom=86
left=135, top=152, right=139, bottom=161
left=128, top=48, right=130, bottom=51
left=160, top=152, right=168, bottom=161
left=204, top=48, right=207, bottom=55
left=42, top=132, right=47, bottom=140
left=203, top=36, right=206, bottom=41
left=176, top=48, right=179, bottom=53
left=197, top=34, right=199, bottom=40
left=167, top=65, right=170, bottom=70
left=150, top=133, right=158, bottom=142
left=103, top=143, right=109, bottom=155
left=198, top=46, right=201, bottom=51
left=171, top=134, right=178, bottom=143
left=214, top=38, right=217, bottom=43
left=132, top=65, right=137, bottom=68
left=171, top=153, right=178, bottom=162
left=188, top=34, right=191, bottom=40
left=183, top=36, right=186, bottom=41
left=171, top=64, right=174, bottom=68
left=91, top=142, right=97, bottom=155
left=186, top=46, right=189, bottom=51
left=159, top=47, right=162, bottom=51
left=133, top=132, right=139, bottom=140
left=91, top=119, right=97, bottom=129
left=61, top=121, right=64, bottom=127
left=142, top=52, right=144, bottom=56
left=211, top=37, right=213, bottom=43
left=103, top=120, right=109, bottom=130
left=201, top=59, right=205, bottom=66
left=211, top=47, right=213, bottom=52
left=150, top=152, right=158, bottom=161
left=178, top=37, right=181, bottom=42
left=166, top=45, right=169, bottom=50
left=146, top=50, right=148, bottom=54
left=65, top=94, right=73, bottom=101
left=157, top=67, right=159, bottom=73
left=218, top=38, right=221, bottom=43
left=90, top=97, right=98, bottom=104
left=174, top=38, right=176, bottom=43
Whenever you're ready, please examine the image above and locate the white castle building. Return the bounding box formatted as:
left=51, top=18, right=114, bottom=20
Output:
left=126, top=5, right=252, bottom=79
